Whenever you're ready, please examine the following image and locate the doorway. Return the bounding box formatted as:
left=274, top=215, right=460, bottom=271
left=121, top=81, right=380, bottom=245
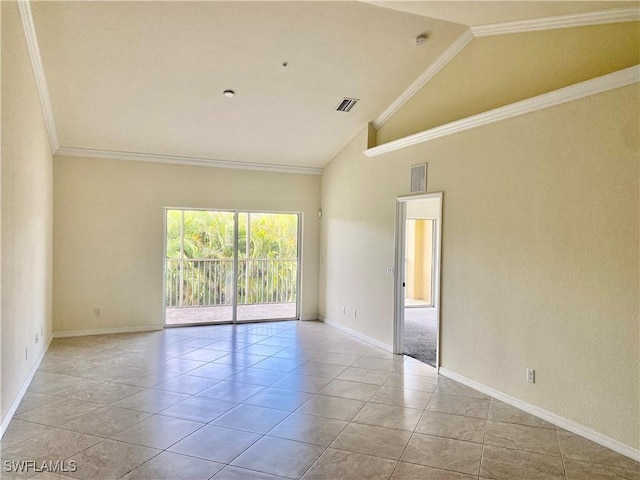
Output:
left=164, top=209, right=300, bottom=326
left=394, top=193, right=442, bottom=369
left=404, top=218, right=437, bottom=366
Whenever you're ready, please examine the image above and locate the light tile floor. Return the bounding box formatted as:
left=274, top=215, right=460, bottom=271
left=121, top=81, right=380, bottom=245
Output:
left=1, top=321, right=638, bottom=480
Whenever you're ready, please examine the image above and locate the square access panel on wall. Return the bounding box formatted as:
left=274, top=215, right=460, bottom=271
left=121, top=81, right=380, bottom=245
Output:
left=411, top=163, right=428, bottom=193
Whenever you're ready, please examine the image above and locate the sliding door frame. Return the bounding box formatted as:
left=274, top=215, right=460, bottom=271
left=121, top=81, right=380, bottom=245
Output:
left=235, top=210, right=302, bottom=324
left=163, top=207, right=302, bottom=327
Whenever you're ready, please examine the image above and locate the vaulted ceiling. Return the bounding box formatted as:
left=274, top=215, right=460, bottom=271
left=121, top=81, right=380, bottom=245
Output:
left=29, top=1, right=639, bottom=171
left=366, top=1, right=636, bottom=26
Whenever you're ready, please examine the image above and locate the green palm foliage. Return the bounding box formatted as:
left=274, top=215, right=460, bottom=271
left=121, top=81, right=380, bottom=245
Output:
left=166, top=210, right=298, bottom=307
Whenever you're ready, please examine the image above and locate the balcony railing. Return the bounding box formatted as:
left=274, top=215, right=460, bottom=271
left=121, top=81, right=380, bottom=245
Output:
left=166, top=258, right=297, bottom=307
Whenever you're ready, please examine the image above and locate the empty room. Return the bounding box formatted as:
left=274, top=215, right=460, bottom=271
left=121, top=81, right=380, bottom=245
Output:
left=2, top=1, right=639, bottom=479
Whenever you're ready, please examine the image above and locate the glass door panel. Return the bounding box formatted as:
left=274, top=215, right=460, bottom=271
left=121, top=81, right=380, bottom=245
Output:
left=165, top=209, right=235, bottom=325
left=236, top=213, right=299, bottom=322
left=165, top=209, right=299, bottom=326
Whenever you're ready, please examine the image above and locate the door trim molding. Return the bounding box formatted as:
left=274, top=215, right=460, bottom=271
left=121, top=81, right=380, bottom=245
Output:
left=393, top=201, right=407, bottom=355
left=394, top=193, right=443, bottom=370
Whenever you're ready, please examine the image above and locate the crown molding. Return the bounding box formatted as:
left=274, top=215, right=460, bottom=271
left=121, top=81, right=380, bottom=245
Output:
left=16, top=0, right=639, bottom=160
left=17, top=0, right=59, bottom=153
left=372, top=7, right=639, bottom=131
left=472, top=7, right=640, bottom=36
left=372, top=29, right=474, bottom=130
left=364, top=65, right=639, bottom=157
left=54, top=147, right=323, bottom=175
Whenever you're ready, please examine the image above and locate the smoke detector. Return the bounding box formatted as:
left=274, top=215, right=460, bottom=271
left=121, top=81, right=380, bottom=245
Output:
left=415, top=34, right=428, bottom=46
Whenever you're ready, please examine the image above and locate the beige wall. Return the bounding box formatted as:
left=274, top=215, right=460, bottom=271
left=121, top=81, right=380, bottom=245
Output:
left=377, top=22, right=640, bottom=144
left=1, top=1, right=54, bottom=424
left=53, top=157, right=321, bottom=333
left=319, top=84, right=639, bottom=449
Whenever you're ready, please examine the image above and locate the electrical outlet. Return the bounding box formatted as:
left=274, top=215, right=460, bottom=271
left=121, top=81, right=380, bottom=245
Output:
left=35, top=332, right=39, bottom=345
left=527, top=368, right=535, bottom=384
left=386, top=266, right=394, bottom=276
left=353, top=309, right=357, bottom=318
left=341, top=306, right=346, bottom=315
left=94, top=308, right=101, bottom=316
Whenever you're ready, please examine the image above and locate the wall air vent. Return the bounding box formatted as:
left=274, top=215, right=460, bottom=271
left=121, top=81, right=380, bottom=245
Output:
left=411, top=163, right=428, bottom=193
left=335, top=97, right=359, bottom=112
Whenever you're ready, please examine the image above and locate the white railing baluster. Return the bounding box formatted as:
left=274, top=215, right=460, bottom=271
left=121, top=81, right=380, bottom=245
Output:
left=166, top=258, right=297, bottom=308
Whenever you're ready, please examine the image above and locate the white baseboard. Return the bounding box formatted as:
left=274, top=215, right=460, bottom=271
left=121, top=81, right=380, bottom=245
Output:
left=53, top=325, right=163, bottom=338
left=1, top=334, right=53, bottom=438
left=439, top=368, right=640, bottom=462
left=323, top=318, right=393, bottom=352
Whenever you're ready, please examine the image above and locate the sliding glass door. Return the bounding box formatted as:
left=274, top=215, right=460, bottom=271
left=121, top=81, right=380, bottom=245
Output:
left=165, top=209, right=300, bottom=326
left=237, top=213, right=298, bottom=321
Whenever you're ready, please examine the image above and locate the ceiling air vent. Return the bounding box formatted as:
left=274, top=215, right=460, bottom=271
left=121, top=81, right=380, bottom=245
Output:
left=335, top=97, right=359, bottom=112
left=411, top=163, right=428, bottom=193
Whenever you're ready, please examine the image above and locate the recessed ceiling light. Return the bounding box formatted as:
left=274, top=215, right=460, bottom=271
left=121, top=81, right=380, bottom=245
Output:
left=223, top=90, right=235, bottom=98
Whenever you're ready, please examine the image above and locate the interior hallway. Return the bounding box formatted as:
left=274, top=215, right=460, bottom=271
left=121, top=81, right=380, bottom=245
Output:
left=2, top=321, right=637, bottom=480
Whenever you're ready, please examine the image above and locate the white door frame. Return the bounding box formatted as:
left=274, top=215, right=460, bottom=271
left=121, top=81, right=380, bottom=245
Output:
left=393, top=192, right=443, bottom=370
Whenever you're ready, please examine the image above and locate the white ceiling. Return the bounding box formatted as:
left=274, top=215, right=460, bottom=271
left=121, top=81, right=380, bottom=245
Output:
left=30, top=1, right=636, bottom=171
left=32, top=1, right=466, bottom=169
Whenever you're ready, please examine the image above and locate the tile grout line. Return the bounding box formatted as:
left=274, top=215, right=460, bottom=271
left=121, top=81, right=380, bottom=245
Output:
left=556, top=428, right=570, bottom=480
left=479, top=443, right=486, bottom=480
left=288, top=350, right=378, bottom=479
left=7, top=322, right=637, bottom=479
left=200, top=347, right=370, bottom=479
left=222, top=350, right=361, bottom=479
